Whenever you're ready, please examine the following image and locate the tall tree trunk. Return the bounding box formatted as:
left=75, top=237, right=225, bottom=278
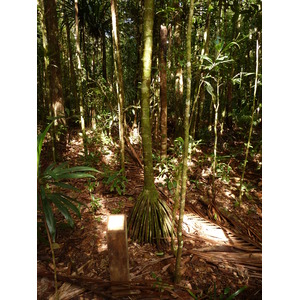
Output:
left=174, top=0, right=194, bottom=284
left=140, top=0, right=155, bottom=190
left=64, top=11, right=78, bottom=117
left=226, top=0, right=240, bottom=129
left=238, top=40, right=259, bottom=204
left=111, top=0, right=125, bottom=174
left=190, top=0, right=211, bottom=137
left=173, top=1, right=184, bottom=138
left=38, top=0, right=50, bottom=123
left=75, top=0, right=88, bottom=156
left=43, top=0, right=66, bottom=153
left=159, top=24, right=168, bottom=159
left=101, top=27, right=107, bottom=81
left=128, top=0, right=172, bottom=247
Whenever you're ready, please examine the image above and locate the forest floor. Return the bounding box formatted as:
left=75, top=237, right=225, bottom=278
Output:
left=37, top=127, right=262, bottom=300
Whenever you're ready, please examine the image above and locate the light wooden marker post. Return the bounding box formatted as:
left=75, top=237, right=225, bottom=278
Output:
left=107, top=214, right=130, bottom=294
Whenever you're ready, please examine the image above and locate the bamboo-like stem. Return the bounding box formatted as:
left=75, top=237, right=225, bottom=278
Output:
left=174, top=0, right=194, bottom=284
left=238, top=40, right=259, bottom=203
left=212, top=78, right=220, bottom=203
left=171, top=166, right=182, bottom=256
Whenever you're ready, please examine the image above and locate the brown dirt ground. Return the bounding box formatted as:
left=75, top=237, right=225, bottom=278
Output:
left=38, top=129, right=262, bottom=299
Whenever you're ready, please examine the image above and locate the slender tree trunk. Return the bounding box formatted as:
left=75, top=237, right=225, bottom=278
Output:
left=191, top=0, right=211, bottom=134
left=159, top=24, right=168, bottom=159
left=82, top=25, right=89, bottom=82
left=101, top=27, right=107, bottom=81
left=174, top=0, right=194, bottom=284
left=239, top=40, right=259, bottom=204
left=140, top=0, right=155, bottom=189
left=65, top=11, right=78, bottom=117
left=128, top=0, right=172, bottom=247
left=226, top=0, right=240, bottom=129
left=38, top=0, right=50, bottom=123
left=111, top=0, right=125, bottom=174
left=173, top=2, right=184, bottom=137
left=44, top=0, right=66, bottom=156
left=212, top=79, right=220, bottom=204
left=75, top=0, right=88, bottom=156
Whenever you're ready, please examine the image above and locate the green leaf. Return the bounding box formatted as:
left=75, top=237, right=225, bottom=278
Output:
left=224, top=287, right=230, bottom=295
left=55, top=173, right=96, bottom=180
left=49, top=193, right=81, bottom=219
left=53, top=165, right=100, bottom=175
left=50, top=196, right=74, bottom=227
left=205, top=81, right=215, bottom=98
left=200, top=54, right=213, bottom=64
left=40, top=186, right=56, bottom=242
left=187, top=289, right=197, bottom=299
left=116, top=186, right=122, bottom=195
left=226, top=286, right=247, bottom=300
left=52, top=182, right=80, bottom=192
left=37, top=122, right=54, bottom=175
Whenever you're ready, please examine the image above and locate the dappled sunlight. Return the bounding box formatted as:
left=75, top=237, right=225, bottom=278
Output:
left=183, top=213, right=228, bottom=243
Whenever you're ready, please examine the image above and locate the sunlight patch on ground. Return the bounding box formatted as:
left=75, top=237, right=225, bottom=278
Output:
left=102, top=146, right=114, bottom=164
left=183, top=213, right=228, bottom=242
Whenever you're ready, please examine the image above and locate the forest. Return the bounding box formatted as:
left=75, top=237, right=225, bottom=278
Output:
left=37, top=0, right=262, bottom=299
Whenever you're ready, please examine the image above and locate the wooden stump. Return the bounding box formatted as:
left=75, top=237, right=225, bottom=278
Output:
left=107, top=214, right=130, bottom=292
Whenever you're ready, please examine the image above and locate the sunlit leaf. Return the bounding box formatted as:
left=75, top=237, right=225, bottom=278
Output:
left=55, top=173, right=96, bottom=180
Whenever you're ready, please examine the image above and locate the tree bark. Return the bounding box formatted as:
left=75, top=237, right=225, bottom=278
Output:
left=140, top=0, right=155, bottom=189
left=43, top=0, right=66, bottom=132
left=159, top=24, right=168, bottom=159
left=111, top=0, right=125, bottom=174
left=75, top=0, right=87, bottom=155
left=173, top=1, right=184, bottom=138
left=175, top=0, right=194, bottom=284
left=64, top=11, right=78, bottom=117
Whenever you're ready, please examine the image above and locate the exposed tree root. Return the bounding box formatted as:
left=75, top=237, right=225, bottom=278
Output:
left=128, top=187, right=172, bottom=247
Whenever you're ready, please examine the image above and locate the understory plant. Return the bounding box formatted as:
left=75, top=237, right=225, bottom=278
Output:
left=37, top=122, right=99, bottom=299
left=102, top=166, right=127, bottom=195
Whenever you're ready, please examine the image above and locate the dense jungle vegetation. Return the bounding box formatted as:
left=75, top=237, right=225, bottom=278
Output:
left=35, top=0, right=265, bottom=299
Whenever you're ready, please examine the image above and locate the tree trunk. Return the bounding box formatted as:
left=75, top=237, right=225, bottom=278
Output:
left=174, top=0, right=194, bottom=284
left=226, top=0, right=240, bottom=129
left=128, top=0, right=172, bottom=247
left=75, top=0, right=87, bottom=156
left=159, top=24, right=168, bottom=159
left=38, top=0, right=50, bottom=123
left=101, top=27, right=107, bottom=81
left=64, top=11, right=78, bottom=117
left=173, top=2, right=184, bottom=138
left=43, top=0, right=66, bottom=148
left=140, top=0, right=155, bottom=189
left=111, top=0, right=125, bottom=174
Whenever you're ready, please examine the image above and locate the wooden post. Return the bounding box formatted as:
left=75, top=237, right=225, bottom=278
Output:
left=107, top=214, right=130, bottom=287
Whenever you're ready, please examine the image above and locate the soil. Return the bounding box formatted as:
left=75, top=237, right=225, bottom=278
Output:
left=37, top=128, right=262, bottom=299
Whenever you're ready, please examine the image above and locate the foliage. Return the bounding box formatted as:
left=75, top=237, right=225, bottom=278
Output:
left=102, top=167, right=127, bottom=195
left=86, top=179, right=102, bottom=213
left=38, top=123, right=99, bottom=242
